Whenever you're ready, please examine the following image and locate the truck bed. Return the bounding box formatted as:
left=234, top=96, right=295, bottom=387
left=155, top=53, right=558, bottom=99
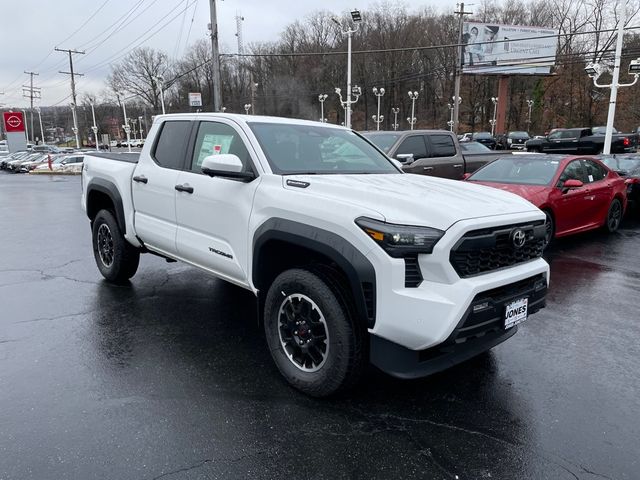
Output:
left=87, top=152, right=140, bottom=163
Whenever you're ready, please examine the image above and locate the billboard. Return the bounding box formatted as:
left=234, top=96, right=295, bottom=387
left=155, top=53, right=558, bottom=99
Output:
left=462, top=23, right=559, bottom=75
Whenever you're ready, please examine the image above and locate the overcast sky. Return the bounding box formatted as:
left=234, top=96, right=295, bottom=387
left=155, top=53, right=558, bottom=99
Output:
left=1, top=0, right=457, bottom=108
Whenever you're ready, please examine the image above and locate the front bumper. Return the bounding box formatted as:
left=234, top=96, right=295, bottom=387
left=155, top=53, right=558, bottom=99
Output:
left=370, top=272, right=547, bottom=378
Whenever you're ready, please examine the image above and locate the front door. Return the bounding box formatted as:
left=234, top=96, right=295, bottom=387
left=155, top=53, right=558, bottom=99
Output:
left=553, top=159, right=590, bottom=234
left=132, top=120, right=192, bottom=255
left=582, top=158, right=613, bottom=226
left=394, top=135, right=430, bottom=174
left=175, top=120, right=260, bottom=286
left=425, top=133, right=462, bottom=179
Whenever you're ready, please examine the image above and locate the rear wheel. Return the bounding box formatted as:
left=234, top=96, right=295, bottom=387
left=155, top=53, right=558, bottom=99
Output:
left=92, top=209, right=140, bottom=283
left=263, top=268, right=365, bottom=397
left=605, top=198, right=623, bottom=232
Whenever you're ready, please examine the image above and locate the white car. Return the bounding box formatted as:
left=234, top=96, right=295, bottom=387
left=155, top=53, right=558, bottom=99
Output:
left=82, top=114, right=549, bottom=397
left=33, top=154, right=84, bottom=172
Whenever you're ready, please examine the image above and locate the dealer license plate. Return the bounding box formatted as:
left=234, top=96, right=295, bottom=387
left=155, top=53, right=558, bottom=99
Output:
left=504, top=297, right=528, bottom=329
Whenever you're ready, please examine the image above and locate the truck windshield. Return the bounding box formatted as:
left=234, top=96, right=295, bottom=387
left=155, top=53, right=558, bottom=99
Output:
left=468, top=157, right=561, bottom=185
left=249, top=123, right=400, bottom=175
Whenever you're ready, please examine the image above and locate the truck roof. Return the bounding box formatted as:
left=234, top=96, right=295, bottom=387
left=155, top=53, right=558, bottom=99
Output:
left=153, top=113, right=347, bottom=130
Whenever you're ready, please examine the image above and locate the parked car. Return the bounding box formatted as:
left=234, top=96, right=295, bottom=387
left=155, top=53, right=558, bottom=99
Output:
left=525, top=128, right=636, bottom=154
left=466, top=155, right=627, bottom=246
left=0, top=151, right=30, bottom=169
left=31, top=145, right=61, bottom=154
left=362, top=130, right=490, bottom=179
left=459, top=133, right=473, bottom=142
left=596, top=154, right=640, bottom=210
left=82, top=113, right=549, bottom=397
left=32, top=154, right=84, bottom=173
left=497, top=131, right=531, bottom=150
left=6, top=152, right=42, bottom=172
left=471, top=132, right=497, bottom=149
left=19, top=153, right=55, bottom=173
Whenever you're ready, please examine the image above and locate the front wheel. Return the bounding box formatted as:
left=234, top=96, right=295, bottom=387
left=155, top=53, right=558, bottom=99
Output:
left=543, top=210, right=555, bottom=249
left=605, top=198, right=623, bottom=232
left=263, top=268, right=365, bottom=397
left=92, top=209, right=140, bottom=283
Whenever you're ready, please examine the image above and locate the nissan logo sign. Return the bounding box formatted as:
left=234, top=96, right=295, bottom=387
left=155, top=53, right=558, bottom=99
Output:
left=511, top=229, right=526, bottom=249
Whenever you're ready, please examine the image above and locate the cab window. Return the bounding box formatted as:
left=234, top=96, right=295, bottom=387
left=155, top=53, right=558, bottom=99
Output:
left=582, top=159, right=607, bottom=182
left=189, top=122, right=251, bottom=173
left=395, top=136, right=427, bottom=160
left=557, top=160, right=586, bottom=187
left=152, top=121, right=192, bottom=170
left=428, top=134, right=456, bottom=158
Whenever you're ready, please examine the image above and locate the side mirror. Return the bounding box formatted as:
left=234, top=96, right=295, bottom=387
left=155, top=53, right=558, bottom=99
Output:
left=396, top=153, right=415, bottom=165
left=562, top=178, right=583, bottom=193
left=201, top=154, right=255, bottom=182
left=462, top=172, right=472, bottom=180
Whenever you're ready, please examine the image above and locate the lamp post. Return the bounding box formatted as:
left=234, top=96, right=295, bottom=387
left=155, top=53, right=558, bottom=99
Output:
left=90, top=102, right=99, bottom=151
left=447, top=96, right=462, bottom=132
left=22, top=109, right=29, bottom=144
left=372, top=87, right=385, bottom=130
left=69, top=103, right=80, bottom=149
left=407, top=91, right=418, bottom=130
left=117, top=93, right=132, bottom=153
left=585, top=6, right=640, bottom=154
left=318, top=94, right=328, bottom=122
left=526, top=99, right=534, bottom=130
left=335, top=86, right=362, bottom=128
left=154, top=75, right=166, bottom=115
left=391, top=108, right=400, bottom=131
left=138, top=116, right=144, bottom=140
left=244, top=104, right=252, bottom=114
left=489, top=97, right=498, bottom=137
left=332, top=10, right=362, bottom=129
left=35, top=106, right=45, bottom=145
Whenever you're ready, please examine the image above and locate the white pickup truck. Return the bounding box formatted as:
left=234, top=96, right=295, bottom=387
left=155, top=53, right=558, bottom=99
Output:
left=81, top=113, right=549, bottom=396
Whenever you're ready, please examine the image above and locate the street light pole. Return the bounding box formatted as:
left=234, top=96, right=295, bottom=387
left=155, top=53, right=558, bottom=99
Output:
left=154, top=76, right=166, bottom=115
left=333, top=10, right=362, bottom=129
left=117, top=93, right=132, bottom=153
left=447, top=96, right=462, bottom=132
left=244, top=104, right=252, bottom=114
left=22, top=109, right=29, bottom=145
left=526, top=99, right=534, bottom=131
left=391, top=108, right=400, bottom=131
left=35, top=107, right=45, bottom=145
left=490, top=97, right=498, bottom=137
left=70, top=103, right=80, bottom=149
left=90, top=102, right=99, bottom=151
left=372, top=87, right=385, bottom=130
left=407, top=91, right=418, bottom=130
left=318, top=94, right=328, bottom=122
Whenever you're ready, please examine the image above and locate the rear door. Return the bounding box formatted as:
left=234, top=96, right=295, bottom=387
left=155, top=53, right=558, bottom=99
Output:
left=581, top=158, right=613, bottom=225
left=174, top=120, right=260, bottom=285
left=132, top=120, right=193, bottom=255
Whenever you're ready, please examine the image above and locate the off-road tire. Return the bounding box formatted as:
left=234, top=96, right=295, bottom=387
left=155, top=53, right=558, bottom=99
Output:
left=92, top=209, right=140, bottom=283
left=264, top=268, right=366, bottom=397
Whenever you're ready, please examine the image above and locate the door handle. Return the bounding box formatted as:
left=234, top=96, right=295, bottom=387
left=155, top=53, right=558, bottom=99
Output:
left=133, top=175, right=148, bottom=184
left=453, top=164, right=463, bottom=168
left=423, top=166, right=434, bottom=171
left=175, top=184, right=194, bottom=194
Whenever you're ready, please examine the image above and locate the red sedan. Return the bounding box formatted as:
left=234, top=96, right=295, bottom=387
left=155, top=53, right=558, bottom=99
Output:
left=466, top=155, right=627, bottom=245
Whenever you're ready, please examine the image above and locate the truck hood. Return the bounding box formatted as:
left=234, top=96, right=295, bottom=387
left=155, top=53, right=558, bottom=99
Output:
left=283, top=173, right=540, bottom=231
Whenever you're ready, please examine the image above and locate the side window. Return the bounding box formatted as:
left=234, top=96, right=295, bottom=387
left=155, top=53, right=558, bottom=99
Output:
left=395, top=136, right=427, bottom=159
left=582, top=160, right=607, bottom=183
left=557, top=160, right=586, bottom=187
left=152, top=121, right=192, bottom=170
left=428, top=134, right=456, bottom=158
left=190, top=121, right=251, bottom=173
left=548, top=132, right=562, bottom=140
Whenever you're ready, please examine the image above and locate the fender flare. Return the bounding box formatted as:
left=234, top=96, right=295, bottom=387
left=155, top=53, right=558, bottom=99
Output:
left=86, top=178, right=126, bottom=234
left=253, top=218, right=377, bottom=328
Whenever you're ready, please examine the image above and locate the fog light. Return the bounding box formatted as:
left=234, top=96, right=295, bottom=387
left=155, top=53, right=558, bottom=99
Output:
left=534, top=279, right=547, bottom=292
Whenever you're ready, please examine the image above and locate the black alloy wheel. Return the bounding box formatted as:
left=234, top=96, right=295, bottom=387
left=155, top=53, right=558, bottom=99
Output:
left=606, top=198, right=623, bottom=232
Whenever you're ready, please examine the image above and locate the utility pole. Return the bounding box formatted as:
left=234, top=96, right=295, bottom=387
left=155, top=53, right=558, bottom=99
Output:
left=56, top=47, right=85, bottom=148
left=209, top=0, right=222, bottom=111
left=23, top=71, right=40, bottom=143
left=453, top=3, right=472, bottom=134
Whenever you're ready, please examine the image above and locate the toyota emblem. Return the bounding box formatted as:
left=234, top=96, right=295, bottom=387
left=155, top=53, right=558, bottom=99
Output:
left=511, top=229, right=526, bottom=249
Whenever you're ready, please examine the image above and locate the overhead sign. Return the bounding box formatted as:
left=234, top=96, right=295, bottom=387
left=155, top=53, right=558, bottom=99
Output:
left=462, top=23, right=559, bottom=75
left=188, top=92, right=203, bottom=107
left=3, top=112, right=26, bottom=133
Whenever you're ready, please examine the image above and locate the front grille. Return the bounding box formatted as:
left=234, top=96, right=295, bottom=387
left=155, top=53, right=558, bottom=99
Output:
left=404, top=256, right=423, bottom=288
left=450, top=221, right=545, bottom=278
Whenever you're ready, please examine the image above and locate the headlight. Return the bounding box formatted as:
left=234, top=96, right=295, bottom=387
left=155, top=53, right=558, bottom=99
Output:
left=356, top=217, right=444, bottom=258
left=507, top=138, right=513, bottom=144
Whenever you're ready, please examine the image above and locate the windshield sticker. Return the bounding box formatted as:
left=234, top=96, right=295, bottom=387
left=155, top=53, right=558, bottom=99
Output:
left=196, top=134, right=233, bottom=167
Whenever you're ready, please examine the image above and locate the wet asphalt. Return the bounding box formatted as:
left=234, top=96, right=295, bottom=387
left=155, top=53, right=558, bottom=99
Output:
left=0, top=173, right=639, bottom=480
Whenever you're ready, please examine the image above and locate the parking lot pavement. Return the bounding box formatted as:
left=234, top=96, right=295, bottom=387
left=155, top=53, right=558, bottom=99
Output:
left=1, top=173, right=639, bottom=480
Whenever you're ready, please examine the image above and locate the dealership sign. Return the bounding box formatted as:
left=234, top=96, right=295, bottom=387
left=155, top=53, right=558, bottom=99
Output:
left=462, top=23, right=559, bottom=75
left=3, top=112, right=26, bottom=133
left=188, top=92, right=202, bottom=107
